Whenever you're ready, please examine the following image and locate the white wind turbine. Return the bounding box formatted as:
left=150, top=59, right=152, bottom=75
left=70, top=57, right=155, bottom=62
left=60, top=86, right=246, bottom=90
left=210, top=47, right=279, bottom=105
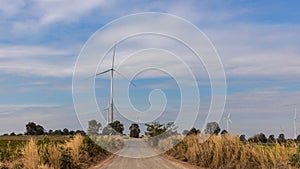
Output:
left=90, top=44, right=136, bottom=123
left=102, top=107, right=109, bottom=125
left=225, top=111, right=232, bottom=131
left=293, top=107, right=297, bottom=139
left=284, top=104, right=299, bottom=139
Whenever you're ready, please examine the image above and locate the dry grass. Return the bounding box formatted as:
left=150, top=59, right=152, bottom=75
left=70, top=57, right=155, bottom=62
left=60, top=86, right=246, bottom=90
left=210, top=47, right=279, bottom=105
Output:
left=46, top=144, right=62, bottom=169
left=21, top=139, right=40, bottom=169
left=165, top=134, right=298, bottom=169
left=64, top=134, right=84, bottom=163
left=0, top=134, right=111, bottom=168
left=19, top=134, right=87, bottom=169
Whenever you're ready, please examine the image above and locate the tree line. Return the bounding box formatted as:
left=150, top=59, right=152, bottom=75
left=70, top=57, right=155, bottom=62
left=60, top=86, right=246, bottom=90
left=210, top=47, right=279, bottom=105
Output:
left=3, top=121, right=300, bottom=143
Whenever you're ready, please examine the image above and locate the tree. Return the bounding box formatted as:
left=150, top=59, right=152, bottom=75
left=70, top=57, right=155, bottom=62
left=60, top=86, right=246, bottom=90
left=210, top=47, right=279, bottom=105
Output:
left=165, top=122, right=178, bottom=136
left=296, top=135, right=300, bottom=142
left=129, top=123, right=140, bottom=138
left=75, top=130, right=86, bottom=135
left=145, top=122, right=166, bottom=137
left=48, top=129, right=53, bottom=135
left=204, top=122, right=220, bottom=135
left=239, top=134, right=247, bottom=142
left=63, top=128, right=69, bottom=135
left=278, top=133, right=286, bottom=143
left=110, top=121, right=124, bottom=134
left=257, top=133, right=267, bottom=143
left=69, top=130, right=75, bottom=135
left=248, top=133, right=267, bottom=143
left=87, top=120, right=102, bottom=135
left=186, top=128, right=200, bottom=136
left=25, top=122, right=45, bottom=135
left=25, top=122, right=37, bottom=135
left=267, top=134, right=276, bottom=143
left=53, top=129, right=63, bottom=135
left=36, top=125, right=45, bottom=135
left=102, top=121, right=124, bottom=135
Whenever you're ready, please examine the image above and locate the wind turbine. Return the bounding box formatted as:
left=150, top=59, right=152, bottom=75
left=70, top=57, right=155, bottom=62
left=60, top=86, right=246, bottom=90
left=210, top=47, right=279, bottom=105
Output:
left=90, top=44, right=136, bottom=123
left=225, top=111, right=232, bottom=131
left=222, top=111, right=232, bottom=131
left=103, top=107, right=109, bottom=125
left=284, top=104, right=299, bottom=139
left=294, top=108, right=297, bottom=139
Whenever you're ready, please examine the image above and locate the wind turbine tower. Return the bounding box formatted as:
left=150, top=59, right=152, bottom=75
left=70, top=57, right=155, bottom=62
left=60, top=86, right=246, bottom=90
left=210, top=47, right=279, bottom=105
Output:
left=226, top=111, right=232, bottom=131
left=93, top=44, right=136, bottom=123
left=294, top=107, right=297, bottom=139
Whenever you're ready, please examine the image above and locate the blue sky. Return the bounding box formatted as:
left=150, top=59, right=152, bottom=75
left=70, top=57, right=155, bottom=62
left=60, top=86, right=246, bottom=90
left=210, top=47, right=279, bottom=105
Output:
left=0, top=0, right=300, bottom=138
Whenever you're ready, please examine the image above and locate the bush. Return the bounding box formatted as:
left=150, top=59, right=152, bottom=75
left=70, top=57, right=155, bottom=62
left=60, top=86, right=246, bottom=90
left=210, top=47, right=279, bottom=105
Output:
left=60, top=152, right=73, bottom=169
left=83, top=137, right=106, bottom=157
left=0, top=142, right=11, bottom=162
left=289, top=149, right=300, bottom=168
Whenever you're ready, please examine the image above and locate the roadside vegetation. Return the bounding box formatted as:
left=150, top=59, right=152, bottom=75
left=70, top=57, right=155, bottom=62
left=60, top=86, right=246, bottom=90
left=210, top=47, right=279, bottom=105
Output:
left=147, top=122, right=300, bottom=169
left=0, top=134, right=111, bottom=169
left=1, top=120, right=300, bottom=168
left=0, top=120, right=125, bottom=169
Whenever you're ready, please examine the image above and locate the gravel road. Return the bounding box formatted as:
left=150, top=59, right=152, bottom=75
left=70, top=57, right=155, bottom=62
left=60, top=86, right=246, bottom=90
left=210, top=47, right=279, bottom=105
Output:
left=97, top=139, right=199, bottom=169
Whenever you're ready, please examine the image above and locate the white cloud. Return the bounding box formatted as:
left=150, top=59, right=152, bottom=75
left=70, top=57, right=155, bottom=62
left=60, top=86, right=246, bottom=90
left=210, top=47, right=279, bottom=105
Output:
left=0, top=45, right=75, bottom=77
left=206, top=24, right=300, bottom=78
left=0, top=45, right=70, bottom=58
left=34, top=0, right=115, bottom=25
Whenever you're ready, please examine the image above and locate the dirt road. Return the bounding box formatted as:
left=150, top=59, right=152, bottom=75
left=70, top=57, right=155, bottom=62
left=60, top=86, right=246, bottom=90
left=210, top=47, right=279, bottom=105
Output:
left=95, top=139, right=199, bottom=169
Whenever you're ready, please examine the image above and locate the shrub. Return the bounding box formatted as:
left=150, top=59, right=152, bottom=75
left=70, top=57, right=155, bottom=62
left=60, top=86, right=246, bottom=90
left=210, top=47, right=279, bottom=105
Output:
left=83, top=137, right=106, bottom=157
left=21, top=139, right=40, bottom=169
left=63, top=134, right=84, bottom=164
left=0, top=141, right=11, bottom=162
left=289, top=149, right=300, bottom=168
left=46, top=144, right=62, bottom=169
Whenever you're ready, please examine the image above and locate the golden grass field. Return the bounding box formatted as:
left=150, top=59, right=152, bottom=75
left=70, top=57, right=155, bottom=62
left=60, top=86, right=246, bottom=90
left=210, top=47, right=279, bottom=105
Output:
left=159, top=134, right=300, bottom=169
left=1, top=134, right=300, bottom=168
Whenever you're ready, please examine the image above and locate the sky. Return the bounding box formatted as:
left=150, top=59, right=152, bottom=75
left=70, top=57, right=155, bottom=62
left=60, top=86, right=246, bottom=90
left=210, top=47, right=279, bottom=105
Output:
left=0, top=0, right=300, bottom=138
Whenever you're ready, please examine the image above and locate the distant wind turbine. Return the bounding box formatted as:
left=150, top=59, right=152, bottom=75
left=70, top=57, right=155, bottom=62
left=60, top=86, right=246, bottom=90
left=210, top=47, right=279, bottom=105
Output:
left=89, top=44, right=136, bottom=123
left=284, top=104, right=299, bottom=139
left=103, top=107, right=109, bottom=125
left=223, top=111, right=232, bottom=131
left=294, top=108, right=297, bottom=139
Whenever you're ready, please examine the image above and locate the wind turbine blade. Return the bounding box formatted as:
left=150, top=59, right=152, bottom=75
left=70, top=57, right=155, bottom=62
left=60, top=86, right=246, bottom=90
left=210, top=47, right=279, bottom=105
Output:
left=112, top=44, right=116, bottom=69
left=229, top=119, right=232, bottom=123
left=113, top=69, right=136, bottom=87
left=95, top=69, right=112, bottom=76
left=102, top=107, right=109, bottom=111
left=87, top=69, right=112, bottom=79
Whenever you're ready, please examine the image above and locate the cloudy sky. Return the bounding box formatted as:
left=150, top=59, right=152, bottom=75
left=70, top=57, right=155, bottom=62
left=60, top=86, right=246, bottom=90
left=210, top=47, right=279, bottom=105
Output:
left=0, top=0, right=299, bottom=138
